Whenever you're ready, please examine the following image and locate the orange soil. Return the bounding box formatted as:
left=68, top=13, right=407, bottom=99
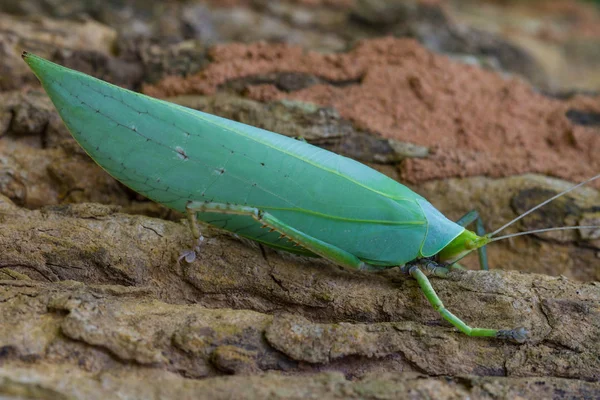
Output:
left=144, top=37, right=600, bottom=184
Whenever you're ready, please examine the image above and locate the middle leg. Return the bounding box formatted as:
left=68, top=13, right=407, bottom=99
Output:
left=406, top=259, right=527, bottom=341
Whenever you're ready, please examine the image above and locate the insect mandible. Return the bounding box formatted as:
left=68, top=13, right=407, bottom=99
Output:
left=23, top=52, right=600, bottom=342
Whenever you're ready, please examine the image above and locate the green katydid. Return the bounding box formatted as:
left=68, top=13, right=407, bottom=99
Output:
left=22, top=52, right=600, bottom=342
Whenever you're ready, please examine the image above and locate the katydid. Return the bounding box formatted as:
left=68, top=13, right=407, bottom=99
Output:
left=22, top=52, right=599, bottom=342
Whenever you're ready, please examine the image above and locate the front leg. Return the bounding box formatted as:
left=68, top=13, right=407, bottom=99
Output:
left=456, top=210, right=489, bottom=270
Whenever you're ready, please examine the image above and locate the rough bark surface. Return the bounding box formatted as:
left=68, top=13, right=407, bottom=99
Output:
left=1, top=198, right=599, bottom=393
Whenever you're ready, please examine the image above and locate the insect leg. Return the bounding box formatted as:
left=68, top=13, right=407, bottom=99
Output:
left=186, top=205, right=202, bottom=240
left=186, top=201, right=382, bottom=271
left=177, top=205, right=208, bottom=264
left=408, top=261, right=527, bottom=342
left=456, top=210, right=489, bottom=270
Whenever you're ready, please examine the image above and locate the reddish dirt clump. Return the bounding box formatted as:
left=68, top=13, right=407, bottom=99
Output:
left=144, top=37, right=600, bottom=185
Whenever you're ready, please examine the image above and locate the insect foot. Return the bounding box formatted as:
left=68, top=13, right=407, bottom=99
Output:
left=177, top=234, right=205, bottom=264
left=496, top=327, right=528, bottom=343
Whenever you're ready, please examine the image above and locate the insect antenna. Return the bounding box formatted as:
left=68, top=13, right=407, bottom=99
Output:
left=446, top=175, right=600, bottom=268
left=489, top=225, right=599, bottom=242
left=487, top=173, right=600, bottom=239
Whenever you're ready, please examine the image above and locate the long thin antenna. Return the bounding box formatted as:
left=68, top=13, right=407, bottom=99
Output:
left=447, top=224, right=600, bottom=267
left=489, top=173, right=600, bottom=238
left=490, top=225, right=599, bottom=242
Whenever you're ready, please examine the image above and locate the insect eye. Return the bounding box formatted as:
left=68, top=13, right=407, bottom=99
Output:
left=465, top=240, right=477, bottom=250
